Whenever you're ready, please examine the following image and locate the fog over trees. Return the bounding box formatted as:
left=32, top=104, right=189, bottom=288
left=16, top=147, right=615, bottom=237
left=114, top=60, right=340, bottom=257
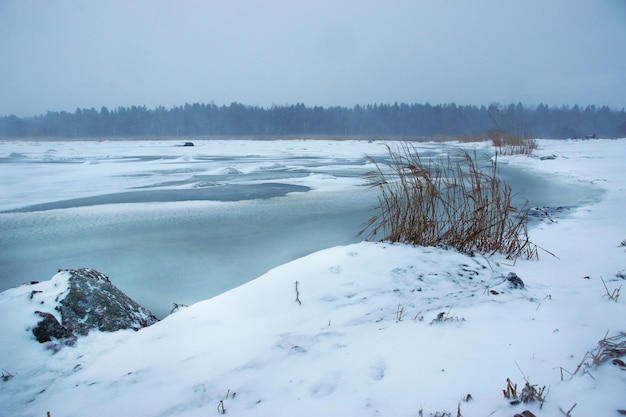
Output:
left=1, top=102, right=625, bottom=139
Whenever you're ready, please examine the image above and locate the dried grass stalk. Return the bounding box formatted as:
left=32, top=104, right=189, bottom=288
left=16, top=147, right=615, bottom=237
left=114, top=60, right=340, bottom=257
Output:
left=590, top=332, right=626, bottom=366
left=359, top=143, right=537, bottom=260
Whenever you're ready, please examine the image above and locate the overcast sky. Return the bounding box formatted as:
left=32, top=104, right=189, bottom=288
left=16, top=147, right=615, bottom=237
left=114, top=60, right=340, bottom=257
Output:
left=1, top=0, right=625, bottom=117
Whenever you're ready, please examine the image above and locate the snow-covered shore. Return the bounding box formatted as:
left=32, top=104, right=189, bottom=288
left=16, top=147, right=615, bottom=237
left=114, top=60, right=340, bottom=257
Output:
left=1, top=138, right=625, bottom=417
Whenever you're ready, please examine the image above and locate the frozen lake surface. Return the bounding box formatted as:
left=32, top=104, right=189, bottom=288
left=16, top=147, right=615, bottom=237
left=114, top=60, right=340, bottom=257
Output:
left=0, top=139, right=601, bottom=317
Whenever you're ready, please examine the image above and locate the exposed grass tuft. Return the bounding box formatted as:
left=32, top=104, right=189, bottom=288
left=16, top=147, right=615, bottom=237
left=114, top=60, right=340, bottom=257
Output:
left=562, top=332, right=626, bottom=381
left=487, top=111, right=537, bottom=155
left=503, top=377, right=547, bottom=407
left=588, top=332, right=626, bottom=366
left=600, top=276, right=621, bottom=302
left=359, top=143, right=537, bottom=260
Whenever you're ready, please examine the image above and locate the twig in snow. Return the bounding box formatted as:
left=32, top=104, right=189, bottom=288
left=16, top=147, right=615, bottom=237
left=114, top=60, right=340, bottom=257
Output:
left=559, top=403, right=577, bottom=416
left=600, top=276, right=621, bottom=301
left=395, top=303, right=405, bottom=321
left=295, top=281, right=302, bottom=305
left=515, top=361, right=528, bottom=382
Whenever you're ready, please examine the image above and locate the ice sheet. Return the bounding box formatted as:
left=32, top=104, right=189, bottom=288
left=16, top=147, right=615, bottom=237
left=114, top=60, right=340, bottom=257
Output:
left=0, top=139, right=603, bottom=317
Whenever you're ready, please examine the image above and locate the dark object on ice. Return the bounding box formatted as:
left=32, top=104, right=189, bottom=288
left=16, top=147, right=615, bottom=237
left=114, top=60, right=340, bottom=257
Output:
left=506, top=272, right=525, bottom=289
left=32, top=268, right=158, bottom=344
left=183, top=142, right=194, bottom=147
left=527, top=206, right=572, bottom=223
left=539, top=154, right=557, bottom=160
left=514, top=411, right=537, bottom=417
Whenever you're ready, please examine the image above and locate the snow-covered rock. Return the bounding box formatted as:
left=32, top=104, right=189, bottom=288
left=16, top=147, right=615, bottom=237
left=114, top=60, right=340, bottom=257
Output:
left=21, top=268, right=158, bottom=344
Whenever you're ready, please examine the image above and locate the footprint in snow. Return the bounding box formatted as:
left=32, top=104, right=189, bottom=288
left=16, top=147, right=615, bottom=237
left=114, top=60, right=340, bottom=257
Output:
left=309, top=372, right=341, bottom=398
left=391, top=267, right=407, bottom=275
left=368, top=357, right=386, bottom=381
left=329, top=265, right=343, bottom=274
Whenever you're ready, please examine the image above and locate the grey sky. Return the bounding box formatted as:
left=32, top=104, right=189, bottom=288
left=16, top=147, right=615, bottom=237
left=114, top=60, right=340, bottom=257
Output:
left=1, top=0, right=625, bottom=117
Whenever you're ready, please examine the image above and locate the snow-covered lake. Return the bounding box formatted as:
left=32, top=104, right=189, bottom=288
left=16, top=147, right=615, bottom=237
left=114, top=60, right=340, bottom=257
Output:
left=0, top=139, right=601, bottom=317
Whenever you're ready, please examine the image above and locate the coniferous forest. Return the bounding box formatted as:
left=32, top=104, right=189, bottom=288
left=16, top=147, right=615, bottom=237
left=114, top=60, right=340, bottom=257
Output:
left=1, top=102, right=625, bottom=139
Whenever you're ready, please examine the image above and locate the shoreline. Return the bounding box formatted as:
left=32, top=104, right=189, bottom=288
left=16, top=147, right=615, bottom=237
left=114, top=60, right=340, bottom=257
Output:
left=0, top=133, right=487, bottom=142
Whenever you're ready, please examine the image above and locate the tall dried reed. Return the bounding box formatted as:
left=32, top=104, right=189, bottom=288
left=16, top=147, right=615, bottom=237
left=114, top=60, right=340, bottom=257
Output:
left=359, top=143, right=537, bottom=260
left=487, top=112, right=537, bottom=155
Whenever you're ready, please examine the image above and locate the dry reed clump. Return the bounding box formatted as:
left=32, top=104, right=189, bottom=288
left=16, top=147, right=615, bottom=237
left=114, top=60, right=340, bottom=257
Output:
left=359, top=143, right=537, bottom=260
left=487, top=128, right=537, bottom=156
left=487, top=112, right=537, bottom=155
left=503, top=377, right=546, bottom=407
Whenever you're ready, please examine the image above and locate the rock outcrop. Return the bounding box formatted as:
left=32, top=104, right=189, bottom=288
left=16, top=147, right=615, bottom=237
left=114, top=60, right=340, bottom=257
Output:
left=506, top=272, right=525, bottom=289
left=32, top=268, right=158, bottom=344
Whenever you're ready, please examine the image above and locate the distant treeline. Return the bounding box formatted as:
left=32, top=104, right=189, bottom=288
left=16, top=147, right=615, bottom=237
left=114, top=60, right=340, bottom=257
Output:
left=1, top=102, right=625, bottom=139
